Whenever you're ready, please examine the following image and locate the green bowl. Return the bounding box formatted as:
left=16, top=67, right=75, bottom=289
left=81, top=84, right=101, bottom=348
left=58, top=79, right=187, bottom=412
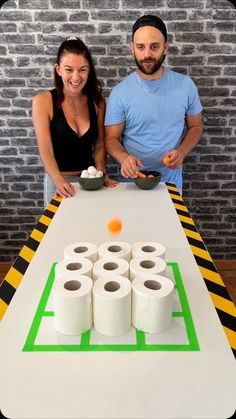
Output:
left=78, top=175, right=104, bottom=191
left=134, top=171, right=161, bottom=190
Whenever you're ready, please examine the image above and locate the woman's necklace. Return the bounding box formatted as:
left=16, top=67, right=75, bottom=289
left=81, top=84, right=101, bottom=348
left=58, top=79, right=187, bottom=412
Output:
left=136, top=69, right=165, bottom=95
left=71, top=108, right=79, bottom=117
left=69, top=99, right=81, bottom=117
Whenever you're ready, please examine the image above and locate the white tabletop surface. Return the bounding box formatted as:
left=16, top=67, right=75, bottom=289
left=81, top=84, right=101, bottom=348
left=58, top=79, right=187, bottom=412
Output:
left=0, top=183, right=235, bottom=419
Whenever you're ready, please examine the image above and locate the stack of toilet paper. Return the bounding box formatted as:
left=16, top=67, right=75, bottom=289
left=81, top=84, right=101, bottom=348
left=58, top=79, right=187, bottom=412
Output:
left=52, top=241, right=174, bottom=337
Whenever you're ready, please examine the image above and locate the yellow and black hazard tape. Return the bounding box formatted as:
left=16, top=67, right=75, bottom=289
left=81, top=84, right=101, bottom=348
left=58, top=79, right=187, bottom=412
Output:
left=166, top=182, right=236, bottom=357
left=0, top=196, right=62, bottom=321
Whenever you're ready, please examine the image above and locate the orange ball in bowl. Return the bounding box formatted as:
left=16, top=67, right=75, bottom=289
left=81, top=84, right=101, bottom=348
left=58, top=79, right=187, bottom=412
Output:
left=137, top=171, right=146, bottom=178
left=107, top=218, right=122, bottom=235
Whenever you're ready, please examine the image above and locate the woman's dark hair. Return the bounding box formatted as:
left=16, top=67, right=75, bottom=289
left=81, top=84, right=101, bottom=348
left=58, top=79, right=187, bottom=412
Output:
left=54, top=37, right=102, bottom=105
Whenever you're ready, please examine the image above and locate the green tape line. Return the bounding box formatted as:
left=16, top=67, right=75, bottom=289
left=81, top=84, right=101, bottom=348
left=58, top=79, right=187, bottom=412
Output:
left=136, top=329, right=146, bottom=346
left=80, top=329, right=91, bottom=347
left=171, top=262, right=199, bottom=350
left=23, top=263, right=56, bottom=351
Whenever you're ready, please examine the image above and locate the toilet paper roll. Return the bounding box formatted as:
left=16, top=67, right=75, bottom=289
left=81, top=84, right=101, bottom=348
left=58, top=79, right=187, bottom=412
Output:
left=53, top=274, right=93, bottom=335
left=129, top=255, right=166, bottom=281
left=55, top=257, right=93, bottom=280
left=93, top=257, right=129, bottom=281
left=64, top=242, right=97, bottom=263
left=132, top=274, right=174, bottom=334
left=93, top=275, right=132, bottom=336
left=98, top=241, right=132, bottom=262
left=132, top=242, right=166, bottom=260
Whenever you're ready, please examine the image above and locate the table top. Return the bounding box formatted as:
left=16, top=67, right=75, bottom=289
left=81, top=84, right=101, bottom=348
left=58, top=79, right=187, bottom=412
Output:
left=0, top=182, right=235, bottom=419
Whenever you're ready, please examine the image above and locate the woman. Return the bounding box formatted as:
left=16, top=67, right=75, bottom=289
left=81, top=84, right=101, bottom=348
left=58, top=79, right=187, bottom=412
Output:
left=32, top=37, right=117, bottom=206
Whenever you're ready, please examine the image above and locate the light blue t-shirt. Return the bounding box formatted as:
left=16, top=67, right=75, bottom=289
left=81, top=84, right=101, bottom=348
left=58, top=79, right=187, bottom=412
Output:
left=105, top=67, right=203, bottom=190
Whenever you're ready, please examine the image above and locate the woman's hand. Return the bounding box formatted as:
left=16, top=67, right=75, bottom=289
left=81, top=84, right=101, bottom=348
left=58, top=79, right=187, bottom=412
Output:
left=54, top=176, right=76, bottom=198
left=104, top=175, right=119, bottom=188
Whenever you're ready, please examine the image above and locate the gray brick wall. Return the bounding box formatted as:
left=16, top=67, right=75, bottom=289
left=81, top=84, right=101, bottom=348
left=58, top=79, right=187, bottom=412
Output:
left=0, top=0, right=235, bottom=262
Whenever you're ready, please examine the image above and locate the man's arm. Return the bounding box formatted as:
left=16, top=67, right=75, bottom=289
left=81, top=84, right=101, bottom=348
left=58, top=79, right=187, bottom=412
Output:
left=179, top=113, right=203, bottom=156
left=105, top=123, right=143, bottom=177
left=166, top=113, right=203, bottom=169
left=105, top=123, right=127, bottom=163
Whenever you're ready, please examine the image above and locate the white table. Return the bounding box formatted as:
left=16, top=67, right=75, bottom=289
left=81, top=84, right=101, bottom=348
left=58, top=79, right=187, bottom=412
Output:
left=0, top=182, right=235, bottom=419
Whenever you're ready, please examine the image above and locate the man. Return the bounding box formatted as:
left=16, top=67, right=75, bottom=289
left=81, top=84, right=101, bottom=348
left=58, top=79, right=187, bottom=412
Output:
left=105, top=15, right=203, bottom=192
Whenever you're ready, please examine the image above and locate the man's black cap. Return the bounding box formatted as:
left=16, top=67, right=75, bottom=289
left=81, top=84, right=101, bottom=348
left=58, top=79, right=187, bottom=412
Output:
left=132, top=15, right=167, bottom=41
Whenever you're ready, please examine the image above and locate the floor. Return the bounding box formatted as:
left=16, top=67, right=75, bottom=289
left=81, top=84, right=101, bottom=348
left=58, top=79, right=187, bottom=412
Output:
left=0, top=260, right=235, bottom=305
left=214, top=260, right=236, bottom=305
left=0, top=262, right=11, bottom=285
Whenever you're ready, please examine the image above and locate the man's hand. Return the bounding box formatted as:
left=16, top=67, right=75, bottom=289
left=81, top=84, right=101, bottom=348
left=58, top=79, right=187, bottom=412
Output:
left=120, top=155, right=144, bottom=178
left=163, top=149, right=185, bottom=170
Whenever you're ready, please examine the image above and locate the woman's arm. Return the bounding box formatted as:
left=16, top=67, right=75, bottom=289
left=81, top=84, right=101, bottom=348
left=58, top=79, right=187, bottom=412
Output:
left=32, top=92, right=75, bottom=198
left=94, top=98, right=118, bottom=187
left=93, top=97, right=106, bottom=173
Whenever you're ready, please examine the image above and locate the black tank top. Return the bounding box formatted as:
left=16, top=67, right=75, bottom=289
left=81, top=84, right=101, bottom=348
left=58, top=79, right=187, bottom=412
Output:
left=50, top=89, right=98, bottom=172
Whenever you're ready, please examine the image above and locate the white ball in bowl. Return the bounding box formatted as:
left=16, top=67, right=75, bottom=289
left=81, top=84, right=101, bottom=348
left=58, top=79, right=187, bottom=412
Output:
left=87, top=166, right=97, bottom=176
left=81, top=170, right=89, bottom=178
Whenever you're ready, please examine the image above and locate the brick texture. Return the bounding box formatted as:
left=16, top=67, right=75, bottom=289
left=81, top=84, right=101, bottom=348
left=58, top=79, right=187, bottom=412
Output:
left=0, top=0, right=235, bottom=262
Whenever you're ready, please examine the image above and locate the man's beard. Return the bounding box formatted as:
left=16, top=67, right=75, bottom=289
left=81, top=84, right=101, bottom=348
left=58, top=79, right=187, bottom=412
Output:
left=134, top=53, right=165, bottom=75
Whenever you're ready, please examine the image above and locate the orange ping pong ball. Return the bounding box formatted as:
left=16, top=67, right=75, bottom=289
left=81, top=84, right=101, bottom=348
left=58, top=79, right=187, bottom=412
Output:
left=162, top=155, right=170, bottom=166
left=107, top=218, right=122, bottom=234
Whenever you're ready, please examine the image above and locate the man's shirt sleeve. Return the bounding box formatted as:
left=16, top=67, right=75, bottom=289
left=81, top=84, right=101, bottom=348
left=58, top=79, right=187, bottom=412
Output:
left=105, top=88, right=126, bottom=126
